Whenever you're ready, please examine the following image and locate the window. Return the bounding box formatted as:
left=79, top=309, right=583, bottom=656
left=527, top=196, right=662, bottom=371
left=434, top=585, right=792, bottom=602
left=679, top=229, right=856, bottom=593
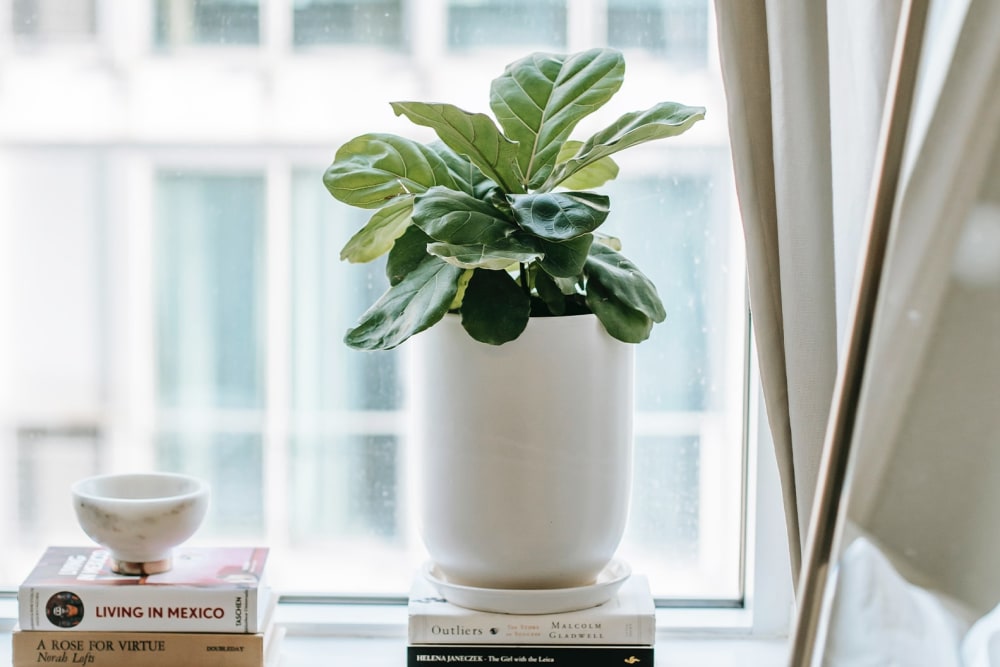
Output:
left=0, top=0, right=745, bottom=604
left=155, top=0, right=260, bottom=47
left=447, top=0, right=566, bottom=51
left=11, top=0, right=96, bottom=42
left=293, top=0, right=404, bottom=48
left=608, top=0, right=709, bottom=64
left=155, top=172, right=268, bottom=535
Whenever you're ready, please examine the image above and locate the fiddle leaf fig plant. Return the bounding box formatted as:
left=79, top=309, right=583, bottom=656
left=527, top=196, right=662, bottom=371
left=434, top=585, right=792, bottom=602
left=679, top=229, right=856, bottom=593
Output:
left=324, top=47, right=705, bottom=350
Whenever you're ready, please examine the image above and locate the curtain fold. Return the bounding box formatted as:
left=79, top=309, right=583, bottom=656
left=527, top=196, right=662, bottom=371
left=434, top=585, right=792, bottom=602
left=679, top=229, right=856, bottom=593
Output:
left=712, top=0, right=901, bottom=585
left=846, top=0, right=1000, bottom=526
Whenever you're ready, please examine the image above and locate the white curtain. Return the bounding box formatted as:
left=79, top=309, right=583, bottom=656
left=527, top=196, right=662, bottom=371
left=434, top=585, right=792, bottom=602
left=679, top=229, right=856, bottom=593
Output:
left=843, top=0, right=1000, bottom=604
left=711, top=0, right=902, bottom=584
left=800, top=0, right=1000, bottom=660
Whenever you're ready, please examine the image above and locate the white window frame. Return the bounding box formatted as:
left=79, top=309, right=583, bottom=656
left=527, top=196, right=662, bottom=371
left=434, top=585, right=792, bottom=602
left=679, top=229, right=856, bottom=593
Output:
left=0, top=0, right=793, bottom=638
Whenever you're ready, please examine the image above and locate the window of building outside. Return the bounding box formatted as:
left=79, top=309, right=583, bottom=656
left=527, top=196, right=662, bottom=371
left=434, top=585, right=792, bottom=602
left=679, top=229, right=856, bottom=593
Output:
left=0, top=0, right=746, bottom=604
left=10, top=0, right=96, bottom=41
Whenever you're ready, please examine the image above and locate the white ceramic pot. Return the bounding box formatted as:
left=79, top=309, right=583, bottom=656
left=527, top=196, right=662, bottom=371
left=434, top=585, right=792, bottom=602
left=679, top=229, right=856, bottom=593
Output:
left=410, top=313, right=634, bottom=590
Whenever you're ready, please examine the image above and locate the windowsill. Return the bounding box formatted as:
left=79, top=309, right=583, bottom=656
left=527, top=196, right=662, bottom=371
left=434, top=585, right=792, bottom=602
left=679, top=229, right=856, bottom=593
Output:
left=0, top=597, right=788, bottom=666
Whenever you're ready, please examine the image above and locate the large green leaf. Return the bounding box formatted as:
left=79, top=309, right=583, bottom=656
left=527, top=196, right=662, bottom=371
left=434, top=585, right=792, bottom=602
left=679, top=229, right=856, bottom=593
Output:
left=427, top=141, right=495, bottom=199
left=508, top=191, right=609, bottom=241
left=585, top=278, right=654, bottom=343
left=537, top=233, right=593, bottom=277
left=391, top=102, right=522, bottom=193
left=460, top=269, right=531, bottom=345
left=584, top=243, right=666, bottom=322
left=345, top=255, right=463, bottom=350
left=554, top=141, right=619, bottom=190
left=490, top=48, right=625, bottom=189
left=544, top=102, right=706, bottom=190
left=340, top=196, right=413, bottom=263
left=324, top=133, right=460, bottom=208
left=386, top=225, right=434, bottom=286
left=427, top=236, right=543, bottom=270
left=413, top=186, right=517, bottom=245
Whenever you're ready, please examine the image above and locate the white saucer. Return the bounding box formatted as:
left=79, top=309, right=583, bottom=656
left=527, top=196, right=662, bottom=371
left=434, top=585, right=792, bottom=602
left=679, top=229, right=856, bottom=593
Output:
left=421, top=559, right=632, bottom=614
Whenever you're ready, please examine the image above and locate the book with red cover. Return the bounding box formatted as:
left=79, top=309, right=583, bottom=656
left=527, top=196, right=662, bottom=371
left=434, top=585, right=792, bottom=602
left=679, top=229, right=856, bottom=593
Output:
left=18, top=546, right=270, bottom=633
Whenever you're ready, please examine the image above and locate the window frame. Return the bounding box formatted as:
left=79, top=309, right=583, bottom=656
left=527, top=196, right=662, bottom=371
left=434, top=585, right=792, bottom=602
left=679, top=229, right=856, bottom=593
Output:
left=0, top=0, right=793, bottom=632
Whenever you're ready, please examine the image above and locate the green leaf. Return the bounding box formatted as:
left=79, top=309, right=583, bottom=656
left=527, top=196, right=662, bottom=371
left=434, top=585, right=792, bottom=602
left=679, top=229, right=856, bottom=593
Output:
left=584, top=243, right=666, bottom=322
left=537, top=233, right=593, bottom=278
left=508, top=191, right=609, bottom=241
left=391, top=102, right=522, bottom=193
left=345, top=255, right=463, bottom=350
left=460, top=269, right=531, bottom=345
left=585, top=277, right=654, bottom=343
left=413, top=186, right=517, bottom=245
left=554, top=141, right=619, bottom=190
left=340, top=196, right=414, bottom=263
left=533, top=268, right=566, bottom=315
left=324, top=133, right=461, bottom=208
left=450, top=269, right=474, bottom=310
left=544, top=102, right=706, bottom=190
left=428, top=236, right=543, bottom=270
left=386, top=225, right=434, bottom=285
left=427, top=141, right=495, bottom=199
left=490, top=48, right=625, bottom=189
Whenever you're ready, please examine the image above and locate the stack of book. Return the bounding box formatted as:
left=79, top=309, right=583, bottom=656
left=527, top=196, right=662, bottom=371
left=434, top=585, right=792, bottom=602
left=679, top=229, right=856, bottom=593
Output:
left=407, top=572, right=656, bottom=666
left=13, top=545, right=282, bottom=667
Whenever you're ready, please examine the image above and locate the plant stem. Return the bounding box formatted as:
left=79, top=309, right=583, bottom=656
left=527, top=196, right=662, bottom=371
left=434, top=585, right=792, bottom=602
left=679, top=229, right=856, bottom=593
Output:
left=519, top=263, right=531, bottom=299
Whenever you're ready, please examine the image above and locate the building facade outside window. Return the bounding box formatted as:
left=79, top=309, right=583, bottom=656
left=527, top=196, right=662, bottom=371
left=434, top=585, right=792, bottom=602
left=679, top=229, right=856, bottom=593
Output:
left=11, top=0, right=96, bottom=41
left=0, top=0, right=745, bottom=604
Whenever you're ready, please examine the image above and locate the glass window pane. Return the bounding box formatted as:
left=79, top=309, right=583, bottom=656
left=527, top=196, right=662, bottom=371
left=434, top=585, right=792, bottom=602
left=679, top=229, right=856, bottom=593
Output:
left=17, top=427, right=102, bottom=545
left=12, top=0, right=96, bottom=40
left=153, top=173, right=266, bottom=544
left=157, top=432, right=265, bottom=537
left=293, top=0, right=403, bottom=48
left=155, top=0, right=260, bottom=47
left=287, top=170, right=410, bottom=593
left=602, top=163, right=743, bottom=599
left=448, top=0, right=566, bottom=51
left=155, top=173, right=266, bottom=411
left=291, top=170, right=403, bottom=412
left=603, top=173, right=722, bottom=413
left=608, top=0, right=709, bottom=65
left=289, top=434, right=400, bottom=537
left=629, top=435, right=700, bottom=559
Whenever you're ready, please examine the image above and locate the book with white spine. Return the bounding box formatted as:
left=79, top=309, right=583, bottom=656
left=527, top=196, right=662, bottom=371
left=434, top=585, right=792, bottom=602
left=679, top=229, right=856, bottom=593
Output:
left=408, top=572, right=655, bottom=646
left=17, top=546, right=270, bottom=633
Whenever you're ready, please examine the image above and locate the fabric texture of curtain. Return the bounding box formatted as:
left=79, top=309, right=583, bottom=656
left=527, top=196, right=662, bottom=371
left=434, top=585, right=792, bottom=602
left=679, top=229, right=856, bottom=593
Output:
left=711, top=0, right=903, bottom=585
left=845, top=0, right=1000, bottom=540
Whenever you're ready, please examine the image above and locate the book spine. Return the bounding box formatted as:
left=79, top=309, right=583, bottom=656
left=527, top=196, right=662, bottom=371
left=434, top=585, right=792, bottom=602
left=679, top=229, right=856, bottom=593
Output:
left=13, top=630, right=266, bottom=667
left=407, top=644, right=655, bottom=666
left=409, top=611, right=655, bottom=645
left=18, top=584, right=264, bottom=633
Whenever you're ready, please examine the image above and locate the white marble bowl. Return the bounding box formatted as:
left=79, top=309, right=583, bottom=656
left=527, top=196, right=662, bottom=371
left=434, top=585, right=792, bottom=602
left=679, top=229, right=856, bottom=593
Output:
left=71, top=472, right=210, bottom=575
